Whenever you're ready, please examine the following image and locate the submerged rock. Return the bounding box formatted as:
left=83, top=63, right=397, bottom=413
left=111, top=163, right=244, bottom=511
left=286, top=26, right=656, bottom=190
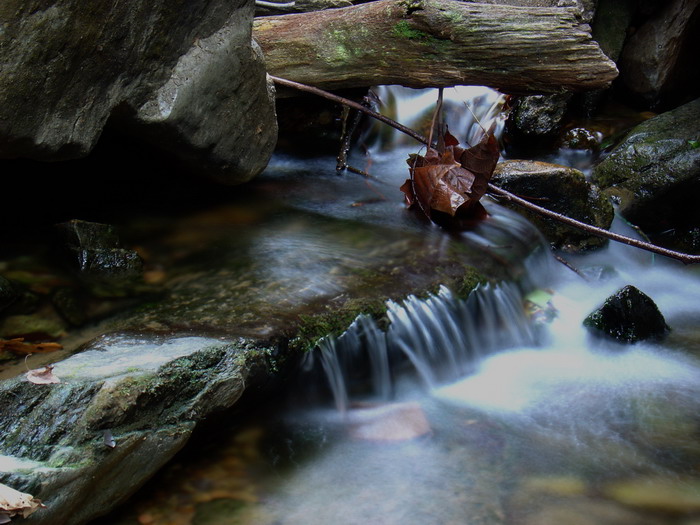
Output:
left=492, top=160, right=613, bottom=252
left=592, top=98, right=700, bottom=253
left=603, top=477, right=700, bottom=514
left=583, top=285, right=670, bottom=343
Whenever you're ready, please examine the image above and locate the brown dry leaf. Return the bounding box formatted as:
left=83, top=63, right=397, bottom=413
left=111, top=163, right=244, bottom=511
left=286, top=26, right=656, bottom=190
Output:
left=26, top=365, right=61, bottom=385
left=347, top=401, right=432, bottom=442
left=0, top=338, right=62, bottom=356
left=402, top=124, right=499, bottom=230
left=0, top=483, right=45, bottom=520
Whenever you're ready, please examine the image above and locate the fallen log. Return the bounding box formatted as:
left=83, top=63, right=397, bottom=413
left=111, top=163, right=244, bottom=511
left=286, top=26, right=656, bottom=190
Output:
left=253, top=0, right=618, bottom=93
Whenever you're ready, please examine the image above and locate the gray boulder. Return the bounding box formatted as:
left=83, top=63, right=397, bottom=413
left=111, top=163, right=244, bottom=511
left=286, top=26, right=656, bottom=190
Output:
left=592, top=98, right=700, bottom=253
left=617, top=0, right=700, bottom=110
left=492, top=160, right=613, bottom=252
left=583, top=285, right=670, bottom=343
left=0, top=0, right=276, bottom=184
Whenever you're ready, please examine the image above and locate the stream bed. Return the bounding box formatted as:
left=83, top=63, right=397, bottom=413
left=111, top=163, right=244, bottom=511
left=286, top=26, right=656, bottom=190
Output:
left=91, top=94, right=700, bottom=524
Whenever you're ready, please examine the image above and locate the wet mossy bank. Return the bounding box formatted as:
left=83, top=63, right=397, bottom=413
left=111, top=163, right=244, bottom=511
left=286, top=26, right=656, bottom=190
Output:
left=0, top=157, right=545, bottom=524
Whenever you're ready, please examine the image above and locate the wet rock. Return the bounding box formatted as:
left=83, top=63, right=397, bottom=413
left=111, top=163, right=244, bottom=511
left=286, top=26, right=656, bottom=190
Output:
left=492, top=160, right=613, bottom=252
left=56, top=220, right=144, bottom=297
left=505, top=93, right=574, bottom=153
left=592, top=98, right=700, bottom=253
left=583, top=285, right=670, bottom=343
left=0, top=276, right=19, bottom=314
left=560, top=127, right=602, bottom=151
left=512, top=495, right=669, bottom=525
left=0, top=314, right=65, bottom=341
left=617, top=0, right=700, bottom=110
left=0, top=335, right=274, bottom=525
left=0, top=0, right=276, bottom=184
left=574, top=0, right=634, bottom=115
left=50, top=288, right=86, bottom=327
left=603, top=477, right=700, bottom=514
left=591, top=0, right=634, bottom=63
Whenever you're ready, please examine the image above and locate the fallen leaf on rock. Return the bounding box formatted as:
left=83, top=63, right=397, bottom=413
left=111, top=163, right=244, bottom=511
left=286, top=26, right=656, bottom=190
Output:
left=347, top=401, right=431, bottom=442
left=0, top=483, right=45, bottom=520
left=26, top=365, right=61, bottom=385
left=0, top=338, right=62, bottom=356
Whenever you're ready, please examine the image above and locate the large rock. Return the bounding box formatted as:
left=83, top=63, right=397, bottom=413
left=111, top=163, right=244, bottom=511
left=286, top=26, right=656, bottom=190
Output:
left=583, top=285, right=670, bottom=343
left=492, top=160, right=613, bottom=252
left=0, top=0, right=276, bottom=184
left=617, top=0, right=700, bottom=110
left=0, top=335, right=275, bottom=525
left=592, top=98, right=700, bottom=253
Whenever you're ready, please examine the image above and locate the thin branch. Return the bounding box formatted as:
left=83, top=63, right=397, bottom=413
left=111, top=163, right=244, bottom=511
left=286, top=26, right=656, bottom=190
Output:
left=271, top=76, right=428, bottom=144
left=487, top=186, right=700, bottom=264
left=270, top=75, right=700, bottom=265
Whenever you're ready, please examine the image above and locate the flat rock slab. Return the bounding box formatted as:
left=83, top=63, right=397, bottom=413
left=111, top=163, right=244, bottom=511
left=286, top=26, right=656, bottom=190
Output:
left=0, top=335, right=273, bottom=525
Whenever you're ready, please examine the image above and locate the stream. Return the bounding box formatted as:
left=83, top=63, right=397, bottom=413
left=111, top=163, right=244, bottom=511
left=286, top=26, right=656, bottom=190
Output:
left=94, top=87, right=700, bottom=525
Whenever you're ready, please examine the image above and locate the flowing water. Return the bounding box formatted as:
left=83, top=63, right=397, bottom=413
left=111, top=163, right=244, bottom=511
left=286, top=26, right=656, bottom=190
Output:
left=96, top=88, right=700, bottom=525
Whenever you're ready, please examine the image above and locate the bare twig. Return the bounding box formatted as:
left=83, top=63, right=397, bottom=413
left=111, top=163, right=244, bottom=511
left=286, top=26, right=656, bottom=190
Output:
left=271, top=76, right=428, bottom=144
left=487, top=185, right=700, bottom=264
left=270, top=76, right=700, bottom=265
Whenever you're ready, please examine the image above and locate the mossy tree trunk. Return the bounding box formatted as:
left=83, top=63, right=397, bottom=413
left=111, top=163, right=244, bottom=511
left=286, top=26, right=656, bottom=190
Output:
left=253, top=0, right=618, bottom=93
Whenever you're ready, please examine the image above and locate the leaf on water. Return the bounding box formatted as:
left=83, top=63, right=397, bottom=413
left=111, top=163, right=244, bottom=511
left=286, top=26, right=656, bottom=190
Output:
left=0, top=338, right=62, bottom=356
left=402, top=124, right=499, bottom=230
left=0, top=483, right=45, bottom=520
left=26, top=365, right=61, bottom=385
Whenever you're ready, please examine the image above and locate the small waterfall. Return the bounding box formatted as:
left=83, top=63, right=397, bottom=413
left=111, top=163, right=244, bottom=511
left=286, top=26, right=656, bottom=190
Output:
left=303, top=282, right=539, bottom=412
left=364, top=85, right=507, bottom=150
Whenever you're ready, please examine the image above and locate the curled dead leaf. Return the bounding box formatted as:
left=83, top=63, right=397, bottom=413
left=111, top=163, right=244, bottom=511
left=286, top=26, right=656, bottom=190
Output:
left=26, top=365, right=61, bottom=385
left=0, top=483, right=45, bottom=520
left=402, top=124, right=499, bottom=230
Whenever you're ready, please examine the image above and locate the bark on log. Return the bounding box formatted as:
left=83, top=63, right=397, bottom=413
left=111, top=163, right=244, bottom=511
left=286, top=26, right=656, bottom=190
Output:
left=253, top=0, right=618, bottom=93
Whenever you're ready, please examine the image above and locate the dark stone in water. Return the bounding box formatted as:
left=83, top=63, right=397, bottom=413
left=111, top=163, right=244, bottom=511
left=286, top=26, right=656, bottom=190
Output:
left=583, top=285, right=670, bottom=344
left=0, top=275, right=19, bottom=314
left=504, top=93, right=573, bottom=153
left=56, top=220, right=144, bottom=297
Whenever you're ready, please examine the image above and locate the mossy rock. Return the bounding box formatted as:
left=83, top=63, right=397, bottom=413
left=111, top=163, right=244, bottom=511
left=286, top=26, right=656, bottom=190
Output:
left=592, top=97, right=700, bottom=253
left=492, top=160, right=614, bottom=252
left=583, top=285, right=670, bottom=343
